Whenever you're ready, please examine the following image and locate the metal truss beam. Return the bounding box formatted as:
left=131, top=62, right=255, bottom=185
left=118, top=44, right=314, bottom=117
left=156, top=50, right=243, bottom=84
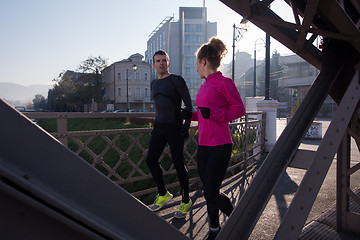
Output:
left=337, top=109, right=360, bottom=235
left=274, top=68, right=360, bottom=239
left=220, top=0, right=360, bottom=69
left=218, top=41, right=347, bottom=240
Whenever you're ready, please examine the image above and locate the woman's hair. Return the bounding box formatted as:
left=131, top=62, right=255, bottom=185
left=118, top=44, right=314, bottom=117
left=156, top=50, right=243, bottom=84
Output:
left=196, top=37, right=227, bottom=69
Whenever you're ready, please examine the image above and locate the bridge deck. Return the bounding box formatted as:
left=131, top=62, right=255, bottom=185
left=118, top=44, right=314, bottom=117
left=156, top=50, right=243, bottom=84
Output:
left=156, top=119, right=360, bottom=239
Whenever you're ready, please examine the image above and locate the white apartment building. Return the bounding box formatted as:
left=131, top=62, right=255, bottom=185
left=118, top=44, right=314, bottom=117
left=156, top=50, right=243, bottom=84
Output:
left=145, top=7, right=217, bottom=102
left=102, top=54, right=152, bottom=111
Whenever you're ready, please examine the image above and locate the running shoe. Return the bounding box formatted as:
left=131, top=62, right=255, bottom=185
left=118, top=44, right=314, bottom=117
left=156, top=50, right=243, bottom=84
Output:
left=206, top=227, right=221, bottom=240
left=150, top=191, right=173, bottom=211
left=174, top=199, right=192, bottom=218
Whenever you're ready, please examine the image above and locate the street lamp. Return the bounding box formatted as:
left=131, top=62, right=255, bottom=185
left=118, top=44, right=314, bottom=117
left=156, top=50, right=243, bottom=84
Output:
left=126, top=64, right=137, bottom=112
left=264, top=34, right=271, bottom=100
left=232, top=18, right=249, bottom=81
left=253, top=38, right=265, bottom=97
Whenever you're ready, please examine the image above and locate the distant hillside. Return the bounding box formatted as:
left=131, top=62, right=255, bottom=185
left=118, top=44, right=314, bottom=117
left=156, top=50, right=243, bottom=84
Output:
left=0, top=82, right=52, bottom=104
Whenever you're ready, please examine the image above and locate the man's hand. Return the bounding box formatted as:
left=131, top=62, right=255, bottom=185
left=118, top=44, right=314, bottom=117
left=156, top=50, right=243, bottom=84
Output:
left=180, top=120, right=191, bottom=138
left=181, top=108, right=192, bottom=120
left=198, top=107, right=210, bottom=119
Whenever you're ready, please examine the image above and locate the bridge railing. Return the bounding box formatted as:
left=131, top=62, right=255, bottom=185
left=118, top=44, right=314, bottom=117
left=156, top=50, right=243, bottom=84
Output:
left=24, top=111, right=265, bottom=199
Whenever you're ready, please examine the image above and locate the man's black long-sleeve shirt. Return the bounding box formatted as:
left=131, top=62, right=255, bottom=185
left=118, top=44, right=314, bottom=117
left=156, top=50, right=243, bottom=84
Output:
left=151, top=74, right=192, bottom=123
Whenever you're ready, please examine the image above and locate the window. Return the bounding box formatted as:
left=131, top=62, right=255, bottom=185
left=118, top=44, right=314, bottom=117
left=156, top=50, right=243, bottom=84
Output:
left=287, top=65, right=299, bottom=78
left=117, top=73, right=121, bottom=80
left=185, top=67, right=197, bottom=75
left=136, top=87, right=141, bottom=98
left=118, top=88, right=122, bottom=96
left=144, top=73, right=148, bottom=81
left=128, top=87, right=131, bottom=96
left=159, top=34, right=162, bottom=51
left=185, top=35, right=202, bottom=43
left=185, top=24, right=202, bottom=32
left=300, top=64, right=312, bottom=77
left=126, top=71, right=133, bottom=80
left=145, top=87, right=148, bottom=97
left=162, top=31, right=166, bottom=49
left=136, top=72, right=140, bottom=80
left=185, top=57, right=196, bottom=65
left=184, top=45, right=200, bottom=54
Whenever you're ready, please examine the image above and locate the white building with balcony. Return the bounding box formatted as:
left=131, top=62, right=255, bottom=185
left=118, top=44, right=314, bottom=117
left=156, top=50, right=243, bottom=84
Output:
left=102, top=54, right=152, bottom=111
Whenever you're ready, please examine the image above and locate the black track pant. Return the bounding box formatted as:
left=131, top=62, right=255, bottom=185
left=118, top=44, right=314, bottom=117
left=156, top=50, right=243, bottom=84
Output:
left=146, top=122, right=189, bottom=203
left=197, top=144, right=234, bottom=228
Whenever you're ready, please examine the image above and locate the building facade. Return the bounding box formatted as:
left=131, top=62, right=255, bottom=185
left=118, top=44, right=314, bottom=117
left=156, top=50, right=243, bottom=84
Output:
left=145, top=7, right=217, bottom=102
left=239, top=52, right=335, bottom=117
left=101, top=54, right=152, bottom=111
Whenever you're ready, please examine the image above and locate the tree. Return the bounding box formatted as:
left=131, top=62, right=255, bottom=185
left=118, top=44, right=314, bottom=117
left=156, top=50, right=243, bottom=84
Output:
left=77, top=55, right=107, bottom=74
left=33, top=94, right=47, bottom=111
left=76, top=56, right=108, bottom=105
left=47, top=56, right=108, bottom=112
left=48, top=73, right=78, bottom=111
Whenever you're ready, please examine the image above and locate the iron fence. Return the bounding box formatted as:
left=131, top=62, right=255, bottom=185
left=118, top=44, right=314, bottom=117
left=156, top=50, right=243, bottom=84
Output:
left=24, top=111, right=266, bottom=198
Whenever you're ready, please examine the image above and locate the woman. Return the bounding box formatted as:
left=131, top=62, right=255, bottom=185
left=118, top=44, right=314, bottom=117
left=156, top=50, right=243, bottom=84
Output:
left=191, top=37, right=246, bottom=239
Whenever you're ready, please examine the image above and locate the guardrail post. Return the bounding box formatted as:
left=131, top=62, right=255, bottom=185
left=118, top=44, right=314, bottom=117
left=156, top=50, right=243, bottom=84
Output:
left=244, top=114, right=249, bottom=167
left=256, top=99, right=279, bottom=152
left=57, top=115, right=68, bottom=146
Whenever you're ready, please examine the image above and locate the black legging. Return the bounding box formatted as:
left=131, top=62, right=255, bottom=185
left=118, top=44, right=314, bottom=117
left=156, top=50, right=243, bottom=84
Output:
left=146, top=122, right=189, bottom=203
left=197, top=144, right=234, bottom=228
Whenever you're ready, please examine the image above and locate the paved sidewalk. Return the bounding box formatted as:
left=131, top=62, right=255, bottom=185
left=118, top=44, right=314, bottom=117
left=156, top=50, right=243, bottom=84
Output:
left=155, top=118, right=360, bottom=239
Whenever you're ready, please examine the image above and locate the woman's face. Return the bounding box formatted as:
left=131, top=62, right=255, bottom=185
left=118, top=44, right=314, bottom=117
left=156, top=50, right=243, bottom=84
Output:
left=196, top=58, right=206, bottom=79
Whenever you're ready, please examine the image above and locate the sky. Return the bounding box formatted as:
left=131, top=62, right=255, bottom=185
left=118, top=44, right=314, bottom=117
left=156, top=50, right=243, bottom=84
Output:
left=0, top=0, right=295, bottom=87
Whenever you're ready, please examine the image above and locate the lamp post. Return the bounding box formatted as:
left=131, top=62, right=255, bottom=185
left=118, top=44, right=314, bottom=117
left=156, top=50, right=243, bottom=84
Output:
left=265, top=33, right=270, bottom=100
left=253, top=38, right=265, bottom=97
left=126, top=64, right=137, bottom=112
left=232, top=18, right=249, bottom=81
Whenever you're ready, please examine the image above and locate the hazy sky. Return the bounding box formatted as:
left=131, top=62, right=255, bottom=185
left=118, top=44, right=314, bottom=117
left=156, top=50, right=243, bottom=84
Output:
left=0, top=0, right=294, bottom=86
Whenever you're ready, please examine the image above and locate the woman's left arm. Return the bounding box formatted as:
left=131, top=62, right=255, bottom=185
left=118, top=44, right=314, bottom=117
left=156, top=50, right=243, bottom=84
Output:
left=211, top=80, right=246, bottom=122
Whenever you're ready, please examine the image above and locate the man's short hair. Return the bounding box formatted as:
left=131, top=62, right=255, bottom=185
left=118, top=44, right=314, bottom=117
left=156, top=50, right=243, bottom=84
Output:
left=153, top=50, right=169, bottom=63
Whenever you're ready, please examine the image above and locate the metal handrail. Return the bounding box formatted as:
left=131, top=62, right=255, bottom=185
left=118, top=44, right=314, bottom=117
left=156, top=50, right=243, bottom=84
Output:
left=24, top=111, right=266, bottom=198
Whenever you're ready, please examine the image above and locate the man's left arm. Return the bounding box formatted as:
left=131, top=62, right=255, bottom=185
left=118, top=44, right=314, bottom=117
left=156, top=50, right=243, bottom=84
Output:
left=175, top=76, right=193, bottom=138
left=175, top=76, right=193, bottom=111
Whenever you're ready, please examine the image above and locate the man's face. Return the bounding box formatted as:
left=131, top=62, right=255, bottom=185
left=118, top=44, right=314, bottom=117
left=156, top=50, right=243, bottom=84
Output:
left=153, top=54, right=170, bottom=75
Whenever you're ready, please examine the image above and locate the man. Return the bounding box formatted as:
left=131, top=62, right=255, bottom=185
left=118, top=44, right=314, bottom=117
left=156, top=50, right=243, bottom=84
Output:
left=146, top=50, right=193, bottom=218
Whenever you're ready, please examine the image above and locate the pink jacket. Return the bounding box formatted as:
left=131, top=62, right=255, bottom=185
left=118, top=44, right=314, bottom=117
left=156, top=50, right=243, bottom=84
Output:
left=191, top=71, right=246, bottom=146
